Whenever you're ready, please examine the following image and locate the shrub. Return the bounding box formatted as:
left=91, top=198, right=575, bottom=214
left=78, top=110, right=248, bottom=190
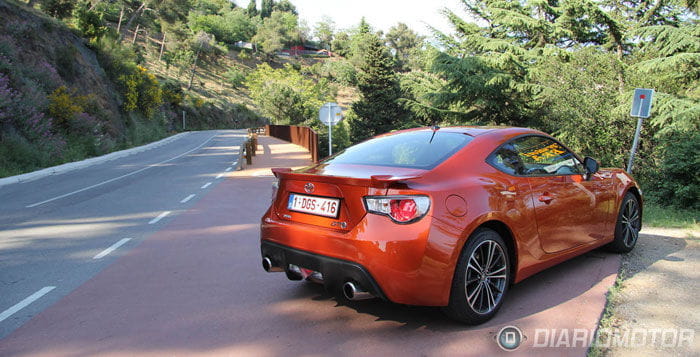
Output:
left=161, top=79, right=183, bottom=106
left=118, top=66, right=163, bottom=117
left=73, top=0, right=108, bottom=41
left=652, top=132, right=700, bottom=210
left=224, top=67, right=246, bottom=89
left=54, top=44, right=78, bottom=81
left=40, top=0, right=75, bottom=19
left=47, top=86, right=84, bottom=130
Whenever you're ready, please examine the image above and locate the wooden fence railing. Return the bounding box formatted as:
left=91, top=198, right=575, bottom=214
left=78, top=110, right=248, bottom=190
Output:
left=264, top=125, right=319, bottom=163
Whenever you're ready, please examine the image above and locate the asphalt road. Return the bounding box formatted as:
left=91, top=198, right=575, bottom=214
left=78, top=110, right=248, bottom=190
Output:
left=0, top=130, right=246, bottom=339
left=0, top=134, right=623, bottom=356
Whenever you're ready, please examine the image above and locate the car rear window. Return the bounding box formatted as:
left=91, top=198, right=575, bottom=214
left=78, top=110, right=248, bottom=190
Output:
left=324, top=130, right=472, bottom=170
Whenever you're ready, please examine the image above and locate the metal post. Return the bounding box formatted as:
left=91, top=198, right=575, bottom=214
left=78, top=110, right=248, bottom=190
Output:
left=328, top=103, right=333, bottom=156
left=182, top=111, right=186, bottom=131
left=627, top=117, right=643, bottom=173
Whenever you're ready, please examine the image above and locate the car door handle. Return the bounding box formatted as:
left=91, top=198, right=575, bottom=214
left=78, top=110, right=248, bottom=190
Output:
left=538, top=194, right=554, bottom=204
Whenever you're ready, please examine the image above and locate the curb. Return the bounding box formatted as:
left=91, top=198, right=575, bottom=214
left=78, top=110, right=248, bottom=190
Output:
left=0, top=132, right=189, bottom=188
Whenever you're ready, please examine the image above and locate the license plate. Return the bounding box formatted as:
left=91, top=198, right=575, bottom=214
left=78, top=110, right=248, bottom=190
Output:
left=287, top=194, right=340, bottom=218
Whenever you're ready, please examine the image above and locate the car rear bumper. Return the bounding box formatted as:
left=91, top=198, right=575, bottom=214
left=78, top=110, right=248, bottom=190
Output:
left=261, top=240, right=387, bottom=300
left=260, top=214, right=457, bottom=306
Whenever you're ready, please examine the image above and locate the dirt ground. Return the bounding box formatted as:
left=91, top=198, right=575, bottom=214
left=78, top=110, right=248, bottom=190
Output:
left=604, top=227, right=699, bottom=356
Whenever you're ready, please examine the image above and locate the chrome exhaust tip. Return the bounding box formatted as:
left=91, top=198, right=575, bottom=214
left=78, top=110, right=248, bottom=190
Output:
left=262, top=257, right=283, bottom=272
left=343, top=281, right=374, bottom=301
left=285, top=264, right=303, bottom=280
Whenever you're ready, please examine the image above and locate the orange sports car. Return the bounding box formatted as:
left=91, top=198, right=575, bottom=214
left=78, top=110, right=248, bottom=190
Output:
left=260, top=126, right=642, bottom=324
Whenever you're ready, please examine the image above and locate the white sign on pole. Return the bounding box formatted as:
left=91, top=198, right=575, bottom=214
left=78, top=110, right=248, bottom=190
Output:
left=630, top=88, right=654, bottom=118
left=319, top=103, right=343, bottom=126
left=318, top=102, right=343, bottom=156
left=627, top=88, right=655, bottom=173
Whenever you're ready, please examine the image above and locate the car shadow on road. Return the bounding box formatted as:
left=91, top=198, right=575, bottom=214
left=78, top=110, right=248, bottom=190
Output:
left=281, top=247, right=629, bottom=332
left=620, top=231, right=689, bottom=278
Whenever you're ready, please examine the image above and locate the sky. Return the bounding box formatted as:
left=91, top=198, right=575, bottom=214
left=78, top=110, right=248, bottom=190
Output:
left=233, top=0, right=465, bottom=37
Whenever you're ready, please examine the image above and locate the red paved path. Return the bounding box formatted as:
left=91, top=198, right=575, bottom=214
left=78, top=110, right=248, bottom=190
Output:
left=0, top=136, right=620, bottom=356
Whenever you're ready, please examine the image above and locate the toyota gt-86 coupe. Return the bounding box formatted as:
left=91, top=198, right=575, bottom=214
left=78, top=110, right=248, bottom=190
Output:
left=260, top=126, right=642, bottom=324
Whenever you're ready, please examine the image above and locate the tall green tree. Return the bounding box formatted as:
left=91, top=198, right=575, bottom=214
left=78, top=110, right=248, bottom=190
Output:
left=260, top=0, right=273, bottom=18
left=252, top=10, right=299, bottom=55
left=386, top=23, right=424, bottom=70
left=314, top=16, right=335, bottom=50
left=246, top=0, right=258, bottom=17
left=272, top=0, right=297, bottom=15
left=245, top=63, right=332, bottom=125
left=349, top=33, right=408, bottom=142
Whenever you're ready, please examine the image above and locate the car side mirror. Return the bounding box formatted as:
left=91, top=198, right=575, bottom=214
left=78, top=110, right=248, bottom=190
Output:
left=583, top=157, right=599, bottom=180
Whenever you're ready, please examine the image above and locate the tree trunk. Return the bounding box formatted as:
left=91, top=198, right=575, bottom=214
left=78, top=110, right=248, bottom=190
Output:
left=159, top=32, right=166, bottom=61
left=116, top=6, right=125, bottom=38
left=132, top=23, right=140, bottom=45
left=124, top=2, right=146, bottom=33
left=187, top=49, right=201, bottom=90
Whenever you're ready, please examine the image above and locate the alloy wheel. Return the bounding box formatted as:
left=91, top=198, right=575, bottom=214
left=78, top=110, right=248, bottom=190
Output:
left=620, top=198, right=641, bottom=247
left=464, top=240, right=508, bottom=314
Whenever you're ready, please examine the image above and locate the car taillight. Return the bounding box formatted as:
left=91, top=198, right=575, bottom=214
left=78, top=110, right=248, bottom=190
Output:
left=271, top=179, right=279, bottom=204
left=364, top=195, right=430, bottom=223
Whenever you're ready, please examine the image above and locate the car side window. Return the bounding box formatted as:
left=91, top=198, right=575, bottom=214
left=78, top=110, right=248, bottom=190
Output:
left=511, top=136, right=583, bottom=176
left=487, top=144, right=525, bottom=176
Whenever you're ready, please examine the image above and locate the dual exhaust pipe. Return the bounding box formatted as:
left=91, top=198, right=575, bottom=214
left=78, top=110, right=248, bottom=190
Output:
left=342, top=281, right=373, bottom=301
left=262, top=257, right=283, bottom=272
left=262, top=257, right=374, bottom=301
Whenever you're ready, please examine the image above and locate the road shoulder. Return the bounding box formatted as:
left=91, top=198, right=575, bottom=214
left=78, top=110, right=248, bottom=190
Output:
left=592, top=227, right=700, bottom=356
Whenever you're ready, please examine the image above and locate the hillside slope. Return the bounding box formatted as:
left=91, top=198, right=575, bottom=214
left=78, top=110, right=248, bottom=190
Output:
left=0, top=0, right=265, bottom=177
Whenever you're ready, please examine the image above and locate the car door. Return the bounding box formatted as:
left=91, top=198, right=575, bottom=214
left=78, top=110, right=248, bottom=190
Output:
left=510, top=135, right=610, bottom=254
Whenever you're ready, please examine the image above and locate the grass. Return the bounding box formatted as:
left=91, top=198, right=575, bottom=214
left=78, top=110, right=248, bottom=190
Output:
left=643, top=202, right=699, bottom=230
left=587, top=272, right=626, bottom=357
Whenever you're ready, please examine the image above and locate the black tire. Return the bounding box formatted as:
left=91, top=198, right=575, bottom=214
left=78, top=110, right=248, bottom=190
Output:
left=605, top=193, right=642, bottom=253
left=442, top=228, right=511, bottom=325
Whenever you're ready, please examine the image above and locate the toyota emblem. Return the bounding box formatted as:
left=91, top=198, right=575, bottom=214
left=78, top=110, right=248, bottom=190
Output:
left=304, top=183, right=315, bottom=193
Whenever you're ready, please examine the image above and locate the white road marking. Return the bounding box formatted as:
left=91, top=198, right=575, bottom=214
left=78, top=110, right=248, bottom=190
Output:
left=93, top=238, right=132, bottom=259
left=0, top=286, right=56, bottom=323
left=26, top=134, right=219, bottom=208
left=180, top=194, right=195, bottom=203
left=216, top=173, right=224, bottom=179
left=225, top=167, right=232, bottom=172
left=201, top=182, right=212, bottom=189
left=148, top=211, right=171, bottom=224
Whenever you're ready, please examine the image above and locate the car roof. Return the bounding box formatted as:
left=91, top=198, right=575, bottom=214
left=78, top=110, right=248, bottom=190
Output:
left=386, top=126, right=544, bottom=138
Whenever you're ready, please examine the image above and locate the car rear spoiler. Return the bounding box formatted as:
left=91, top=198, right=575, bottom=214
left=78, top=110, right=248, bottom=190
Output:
left=270, top=168, right=422, bottom=188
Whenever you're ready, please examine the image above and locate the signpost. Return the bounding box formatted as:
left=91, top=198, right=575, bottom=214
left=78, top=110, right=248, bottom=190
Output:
left=627, top=88, right=654, bottom=173
left=319, top=102, right=343, bottom=156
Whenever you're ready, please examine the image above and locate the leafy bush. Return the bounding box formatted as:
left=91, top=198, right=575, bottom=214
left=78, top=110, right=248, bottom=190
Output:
left=652, top=132, right=700, bottom=210
left=40, top=0, right=74, bottom=19
left=47, top=86, right=83, bottom=130
left=118, top=66, right=163, bottom=117
left=224, top=67, right=246, bottom=88
left=54, top=44, right=78, bottom=81
left=73, top=0, right=108, bottom=41
left=161, top=79, right=183, bottom=106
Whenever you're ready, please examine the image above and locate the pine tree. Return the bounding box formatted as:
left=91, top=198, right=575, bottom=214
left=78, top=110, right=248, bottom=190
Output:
left=349, top=34, right=408, bottom=142
left=260, top=0, right=273, bottom=18
left=246, top=0, right=258, bottom=17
